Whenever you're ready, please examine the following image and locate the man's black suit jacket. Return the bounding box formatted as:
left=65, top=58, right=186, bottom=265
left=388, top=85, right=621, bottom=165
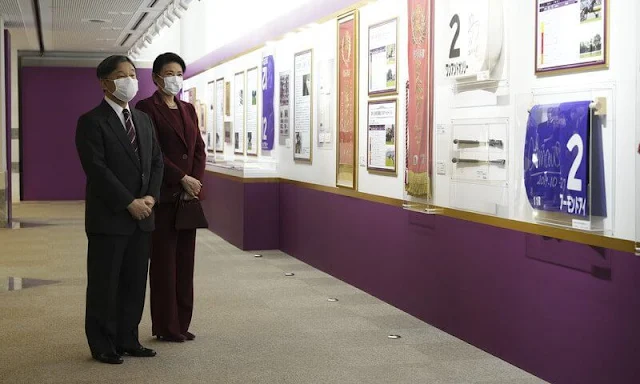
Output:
left=75, top=100, right=164, bottom=235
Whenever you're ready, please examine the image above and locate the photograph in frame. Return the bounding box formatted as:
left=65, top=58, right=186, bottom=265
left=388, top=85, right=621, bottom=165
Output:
left=535, top=0, right=608, bottom=75
left=368, top=18, right=398, bottom=96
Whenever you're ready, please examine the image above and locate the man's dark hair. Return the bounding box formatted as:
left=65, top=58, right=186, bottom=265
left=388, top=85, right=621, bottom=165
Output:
left=96, top=55, right=136, bottom=79
left=152, top=52, right=186, bottom=76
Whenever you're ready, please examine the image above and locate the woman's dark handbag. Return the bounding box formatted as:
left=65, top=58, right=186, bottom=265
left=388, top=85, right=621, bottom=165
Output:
left=175, top=196, right=209, bottom=230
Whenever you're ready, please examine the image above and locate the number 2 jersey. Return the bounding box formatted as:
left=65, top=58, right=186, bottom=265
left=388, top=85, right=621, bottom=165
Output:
left=523, top=100, right=606, bottom=218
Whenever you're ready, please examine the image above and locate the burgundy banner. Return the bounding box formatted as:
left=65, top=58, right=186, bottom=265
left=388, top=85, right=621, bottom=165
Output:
left=406, top=0, right=434, bottom=198
left=337, top=12, right=357, bottom=188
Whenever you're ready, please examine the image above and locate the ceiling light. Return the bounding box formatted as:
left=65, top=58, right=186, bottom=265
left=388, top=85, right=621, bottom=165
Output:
left=82, top=18, right=112, bottom=23
left=160, top=16, right=172, bottom=28
left=165, top=9, right=176, bottom=23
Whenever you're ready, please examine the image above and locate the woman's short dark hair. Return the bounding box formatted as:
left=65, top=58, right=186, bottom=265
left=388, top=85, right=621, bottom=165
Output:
left=96, top=55, right=136, bottom=79
left=152, top=52, right=186, bottom=76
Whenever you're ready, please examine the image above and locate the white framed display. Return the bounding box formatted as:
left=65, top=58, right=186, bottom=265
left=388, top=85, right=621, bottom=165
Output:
left=535, top=0, right=608, bottom=75
left=206, top=81, right=215, bottom=153
left=279, top=71, right=291, bottom=146
left=233, top=71, right=245, bottom=155
left=444, top=0, right=504, bottom=81
left=368, top=18, right=398, bottom=96
left=246, top=67, right=259, bottom=156
left=294, top=49, right=313, bottom=162
left=317, top=58, right=335, bottom=148
left=367, top=99, right=397, bottom=175
left=215, top=78, right=225, bottom=153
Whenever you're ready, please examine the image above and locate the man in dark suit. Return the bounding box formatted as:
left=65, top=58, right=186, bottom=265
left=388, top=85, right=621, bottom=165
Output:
left=75, top=55, right=164, bottom=364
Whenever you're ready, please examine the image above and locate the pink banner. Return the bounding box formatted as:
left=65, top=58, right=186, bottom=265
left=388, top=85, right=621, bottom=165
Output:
left=406, top=0, right=433, bottom=198
left=338, top=16, right=356, bottom=172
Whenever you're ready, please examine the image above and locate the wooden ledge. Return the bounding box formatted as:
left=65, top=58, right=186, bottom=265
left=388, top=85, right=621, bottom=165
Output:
left=203, top=171, right=636, bottom=253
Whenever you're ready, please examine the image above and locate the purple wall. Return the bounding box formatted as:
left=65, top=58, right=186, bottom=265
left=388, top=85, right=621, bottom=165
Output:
left=200, top=171, right=279, bottom=250
left=277, top=183, right=640, bottom=384
left=4, top=30, right=11, bottom=224
left=20, top=66, right=156, bottom=200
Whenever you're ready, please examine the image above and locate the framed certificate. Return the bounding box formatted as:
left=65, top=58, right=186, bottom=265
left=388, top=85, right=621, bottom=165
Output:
left=206, top=81, right=215, bottom=153
left=367, top=99, right=398, bottom=175
left=246, top=67, right=259, bottom=156
left=278, top=71, right=291, bottom=146
left=535, top=0, right=608, bottom=75
left=233, top=71, right=245, bottom=155
left=294, top=49, right=313, bottom=162
left=215, top=78, right=225, bottom=153
left=368, top=18, right=398, bottom=96
left=336, top=10, right=359, bottom=188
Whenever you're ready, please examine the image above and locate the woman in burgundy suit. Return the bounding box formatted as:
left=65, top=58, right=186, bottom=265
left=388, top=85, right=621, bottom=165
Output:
left=136, top=53, right=205, bottom=342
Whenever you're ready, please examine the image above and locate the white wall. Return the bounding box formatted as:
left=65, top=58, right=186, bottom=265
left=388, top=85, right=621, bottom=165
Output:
left=180, top=0, right=317, bottom=65
left=181, top=0, right=639, bottom=241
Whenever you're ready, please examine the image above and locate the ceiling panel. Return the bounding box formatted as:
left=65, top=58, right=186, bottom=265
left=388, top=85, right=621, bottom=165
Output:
left=3, top=0, right=174, bottom=52
left=0, top=0, right=25, bottom=27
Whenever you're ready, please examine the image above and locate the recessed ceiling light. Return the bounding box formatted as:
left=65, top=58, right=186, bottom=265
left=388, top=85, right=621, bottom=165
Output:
left=82, top=18, right=112, bottom=23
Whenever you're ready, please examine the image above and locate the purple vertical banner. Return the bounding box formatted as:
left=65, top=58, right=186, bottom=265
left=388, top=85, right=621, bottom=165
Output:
left=261, top=55, right=275, bottom=151
left=4, top=29, right=11, bottom=226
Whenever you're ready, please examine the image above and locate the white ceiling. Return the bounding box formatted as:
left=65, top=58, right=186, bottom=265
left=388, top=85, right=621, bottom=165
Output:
left=0, top=0, right=179, bottom=53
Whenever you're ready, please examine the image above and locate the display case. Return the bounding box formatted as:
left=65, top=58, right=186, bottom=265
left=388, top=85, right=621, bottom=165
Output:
left=446, top=117, right=509, bottom=216
left=514, top=84, right=615, bottom=235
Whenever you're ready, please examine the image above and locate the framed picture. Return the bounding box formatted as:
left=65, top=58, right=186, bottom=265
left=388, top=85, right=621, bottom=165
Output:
left=294, top=49, right=313, bottom=162
left=336, top=10, right=359, bottom=188
left=278, top=71, right=291, bottom=146
left=535, top=0, right=608, bottom=75
left=233, top=71, right=245, bottom=155
left=367, top=99, right=398, bottom=175
left=206, top=81, right=215, bottom=153
left=215, top=78, right=225, bottom=153
left=187, top=87, right=196, bottom=105
left=246, top=67, right=259, bottom=156
left=224, top=81, right=231, bottom=117
left=368, top=17, right=398, bottom=96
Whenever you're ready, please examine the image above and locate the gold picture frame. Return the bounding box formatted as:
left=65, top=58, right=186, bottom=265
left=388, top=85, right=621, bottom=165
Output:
left=224, top=81, right=231, bottom=117
left=336, top=10, right=359, bottom=189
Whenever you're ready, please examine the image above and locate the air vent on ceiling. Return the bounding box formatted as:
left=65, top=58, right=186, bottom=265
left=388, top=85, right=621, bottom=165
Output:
left=131, top=13, right=148, bottom=31
left=149, top=0, right=160, bottom=7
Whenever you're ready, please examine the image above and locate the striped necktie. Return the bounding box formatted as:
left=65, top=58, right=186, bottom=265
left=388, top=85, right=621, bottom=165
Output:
left=122, top=109, right=139, bottom=156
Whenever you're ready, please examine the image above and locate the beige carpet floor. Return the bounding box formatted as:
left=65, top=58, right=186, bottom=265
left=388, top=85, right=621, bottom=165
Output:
left=0, top=202, right=546, bottom=384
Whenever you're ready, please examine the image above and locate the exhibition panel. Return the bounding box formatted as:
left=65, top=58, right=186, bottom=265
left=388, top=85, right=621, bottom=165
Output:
left=179, top=0, right=634, bottom=243
left=139, top=0, right=640, bottom=382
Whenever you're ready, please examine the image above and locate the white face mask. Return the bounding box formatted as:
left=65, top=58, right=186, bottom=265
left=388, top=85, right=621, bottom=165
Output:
left=162, top=75, right=183, bottom=96
left=111, top=77, right=138, bottom=103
